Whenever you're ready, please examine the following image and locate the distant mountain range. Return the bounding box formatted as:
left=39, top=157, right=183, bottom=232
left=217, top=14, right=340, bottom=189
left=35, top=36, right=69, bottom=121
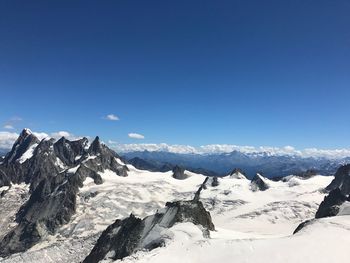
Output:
left=123, top=150, right=349, bottom=178
left=2, top=135, right=349, bottom=179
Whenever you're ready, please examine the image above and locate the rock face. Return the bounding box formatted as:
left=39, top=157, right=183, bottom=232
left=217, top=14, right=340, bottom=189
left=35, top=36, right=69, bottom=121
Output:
left=172, top=165, right=188, bottom=180
left=83, top=197, right=214, bottom=263
left=53, top=137, right=88, bottom=165
left=315, top=188, right=349, bottom=219
left=0, top=130, right=129, bottom=257
left=250, top=173, right=269, bottom=191
left=326, top=164, right=350, bottom=195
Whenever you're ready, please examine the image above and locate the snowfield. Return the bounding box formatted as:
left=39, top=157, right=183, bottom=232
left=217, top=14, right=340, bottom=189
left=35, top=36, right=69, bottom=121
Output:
left=117, top=216, right=350, bottom=263
left=1, top=163, right=350, bottom=263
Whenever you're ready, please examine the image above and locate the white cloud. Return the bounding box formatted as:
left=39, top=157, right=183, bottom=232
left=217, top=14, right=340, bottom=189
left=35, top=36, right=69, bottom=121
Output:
left=10, top=116, right=23, bottom=122
left=51, top=131, right=71, bottom=138
left=105, top=114, right=119, bottom=121
left=3, top=125, right=14, bottom=130
left=29, top=130, right=83, bottom=141
left=50, top=131, right=83, bottom=141
left=0, top=131, right=19, bottom=149
left=33, top=132, right=49, bottom=140
left=108, top=140, right=118, bottom=144
left=128, top=133, right=145, bottom=139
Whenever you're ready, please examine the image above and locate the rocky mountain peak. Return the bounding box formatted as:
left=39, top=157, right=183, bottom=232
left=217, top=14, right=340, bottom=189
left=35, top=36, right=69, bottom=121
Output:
left=3, top=128, right=40, bottom=164
left=88, top=136, right=102, bottom=155
left=229, top=168, right=247, bottom=179
left=251, top=173, right=269, bottom=191
left=53, top=136, right=89, bottom=165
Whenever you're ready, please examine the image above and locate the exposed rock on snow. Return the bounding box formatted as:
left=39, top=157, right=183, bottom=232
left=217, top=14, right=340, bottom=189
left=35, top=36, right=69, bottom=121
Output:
left=83, top=198, right=214, bottom=263
left=293, top=176, right=350, bottom=234
left=326, top=164, right=350, bottom=195
left=292, top=219, right=314, bottom=234
left=171, top=165, right=188, bottom=180
left=315, top=188, right=349, bottom=219
left=211, top=176, right=219, bottom=187
left=250, top=173, right=270, bottom=191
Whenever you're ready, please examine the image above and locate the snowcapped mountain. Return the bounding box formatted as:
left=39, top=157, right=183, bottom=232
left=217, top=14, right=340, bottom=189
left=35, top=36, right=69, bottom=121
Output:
left=0, top=129, right=350, bottom=263
left=123, top=150, right=344, bottom=178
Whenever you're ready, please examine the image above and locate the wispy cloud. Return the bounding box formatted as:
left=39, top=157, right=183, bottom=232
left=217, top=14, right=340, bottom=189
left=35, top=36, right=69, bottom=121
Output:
left=128, top=133, right=145, bottom=139
left=3, top=116, right=23, bottom=130
left=104, top=114, right=119, bottom=121
left=10, top=116, right=23, bottom=122
left=3, top=125, right=14, bottom=130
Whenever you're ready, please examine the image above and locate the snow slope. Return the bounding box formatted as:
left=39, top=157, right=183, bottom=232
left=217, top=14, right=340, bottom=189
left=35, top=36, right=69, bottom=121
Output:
left=117, top=216, right=350, bottom=263
left=0, top=163, right=339, bottom=263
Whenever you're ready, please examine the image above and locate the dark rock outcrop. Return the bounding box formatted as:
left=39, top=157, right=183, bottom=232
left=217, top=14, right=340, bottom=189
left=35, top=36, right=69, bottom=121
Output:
left=326, top=164, right=350, bottom=195
left=172, top=165, right=188, bottom=180
left=315, top=188, right=349, bottom=219
left=211, top=176, right=219, bottom=187
left=0, top=168, right=11, bottom=187
left=293, top=219, right=315, bottom=234
left=194, top=177, right=209, bottom=201
left=250, top=173, right=269, bottom=191
left=83, top=198, right=214, bottom=263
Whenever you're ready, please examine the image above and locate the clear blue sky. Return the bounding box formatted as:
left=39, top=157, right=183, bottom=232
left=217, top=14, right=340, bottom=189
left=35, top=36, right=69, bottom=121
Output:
left=1, top=0, right=350, bottom=148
